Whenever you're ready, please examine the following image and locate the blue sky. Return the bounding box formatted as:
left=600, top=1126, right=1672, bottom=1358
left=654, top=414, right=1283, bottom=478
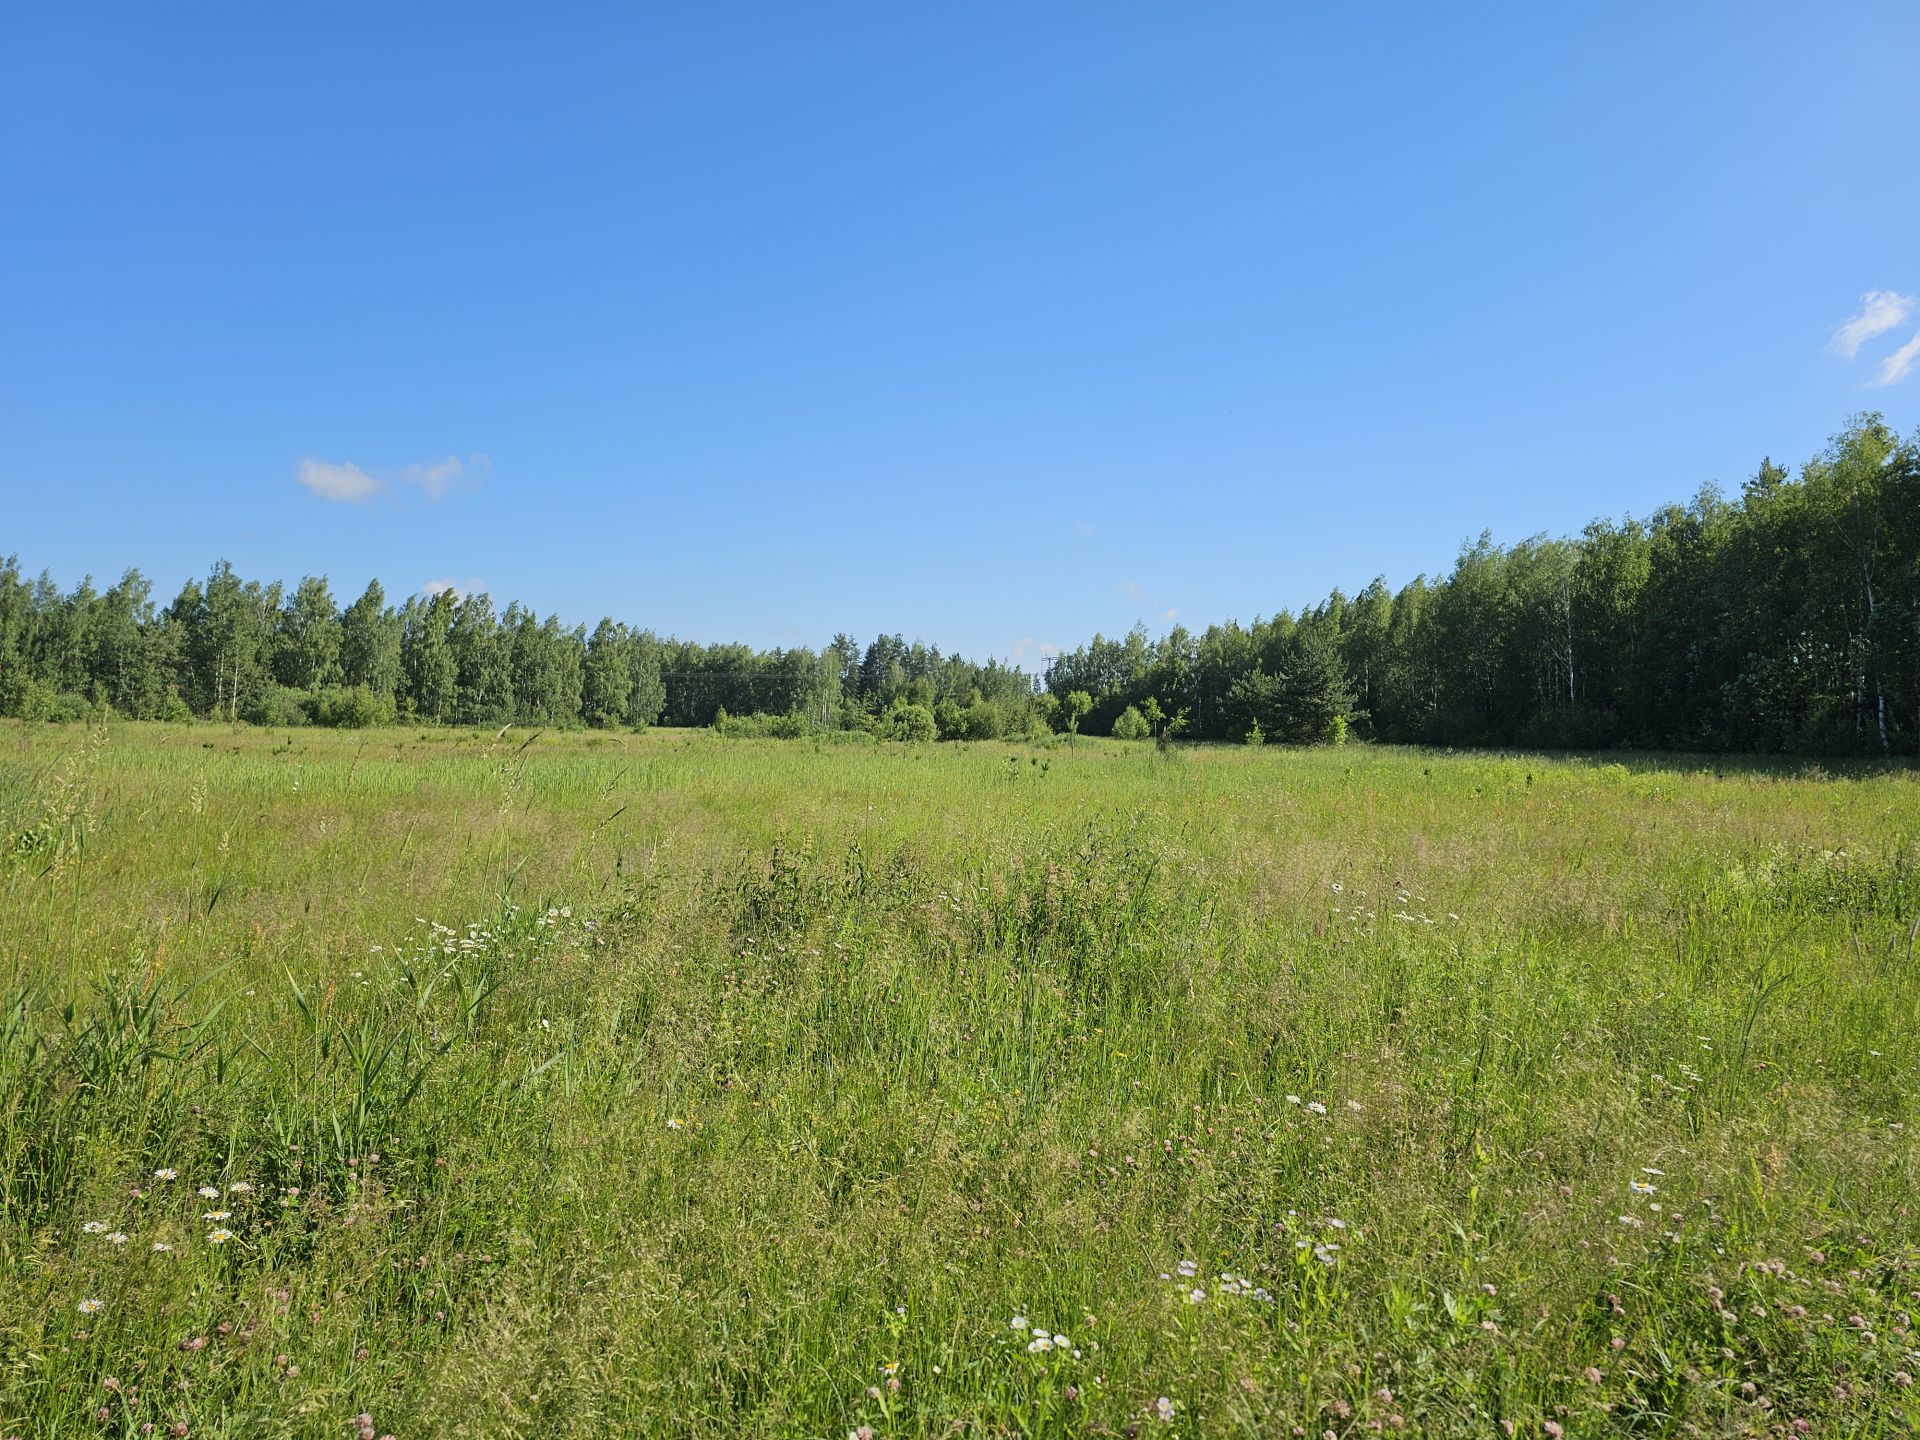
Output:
left=3, top=3, right=1917, bottom=664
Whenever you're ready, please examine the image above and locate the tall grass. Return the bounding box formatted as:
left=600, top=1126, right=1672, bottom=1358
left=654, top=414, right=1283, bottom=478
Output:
left=0, top=720, right=1915, bottom=1437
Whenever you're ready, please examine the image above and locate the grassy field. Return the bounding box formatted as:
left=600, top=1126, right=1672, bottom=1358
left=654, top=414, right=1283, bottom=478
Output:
left=1, top=721, right=1916, bottom=1438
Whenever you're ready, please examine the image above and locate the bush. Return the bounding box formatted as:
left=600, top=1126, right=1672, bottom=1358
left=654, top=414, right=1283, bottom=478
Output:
left=243, top=684, right=311, bottom=727
left=3, top=675, right=59, bottom=722
left=307, top=684, right=396, bottom=729
left=934, top=700, right=968, bottom=741
left=889, top=703, right=937, bottom=743
left=964, top=699, right=1004, bottom=741
left=1111, top=705, right=1150, bottom=741
left=713, top=710, right=815, bottom=739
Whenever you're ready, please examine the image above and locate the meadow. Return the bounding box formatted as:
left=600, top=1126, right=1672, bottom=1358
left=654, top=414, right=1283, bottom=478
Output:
left=0, top=720, right=1916, bottom=1439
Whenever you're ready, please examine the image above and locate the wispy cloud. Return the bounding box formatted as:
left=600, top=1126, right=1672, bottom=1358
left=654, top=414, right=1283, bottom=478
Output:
left=421, top=577, right=485, bottom=601
left=1159, top=608, right=1179, bottom=624
left=1873, top=330, right=1920, bottom=388
left=298, top=451, right=490, bottom=503
left=1116, top=579, right=1148, bottom=601
left=298, top=458, right=381, bottom=503
left=1831, top=290, right=1914, bottom=359
left=401, top=452, right=492, bottom=500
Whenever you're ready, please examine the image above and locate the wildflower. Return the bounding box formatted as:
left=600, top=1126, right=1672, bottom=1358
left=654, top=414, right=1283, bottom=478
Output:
left=82, top=1221, right=108, bottom=1234
left=1629, top=1180, right=1657, bottom=1195
left=1177, top=1259, right=1199, bottom=1278
left=1617, top=1215, right=1644, bottom=1229
left=197, top=1187, right=219, bottom=1200
left=228, top=1181, right=253, bottom=1194
left=1155, top=1396, right=1176, bottom=1422
left=152, top=1242, right=174, bottom=1252
left=1642, top=1167, right=1664, bottom=1176
left=154, top=1168, right=178, bottom=1181
left=106, top=1232, right=129, bottom=1245
left=206, top=1228, right=235, bottom=1245
left=203, top=1210, right=231, bottom=1221
left=666, top=1117, right=684, bottom=1130
left=78, top=1298, right=105, bottom=1315
left=1306, top=1101, right=1328, bottom=1115
left=1286, top=1094, right=1302, bottom=1105
left=1187, top=1287, right=1207, bottom=1303
left=1010, top=1314, right=1029, bottom=1330
left=850, top=1428, right=877, bottom=1440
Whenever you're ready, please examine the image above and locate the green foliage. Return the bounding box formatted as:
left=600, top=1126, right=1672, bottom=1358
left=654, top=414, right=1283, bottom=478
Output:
left=1041, top=416, right=1920, bottom=754
left=888, top=701, right=937, bottom=742
left=243, top=683, right=312, bottom=727
left=1063, top=690, right=1092, bottom=734
left=1110, top=703, right=1150, bottom=740
left=306, top=683, right=396, bottom=729
left=714, top=709, right=815, bottom=739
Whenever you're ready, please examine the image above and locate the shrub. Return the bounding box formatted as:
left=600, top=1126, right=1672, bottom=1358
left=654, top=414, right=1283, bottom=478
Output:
left=934, top=700, right=968, bottom=741
left=1111, top=704, right=1150, bottom=741
left=713, top=710, right=815, bottom=739
left=3, top=675, right=57, bottom=721
left=964, top=699, right=1004, bottom=741
left=889, top=703, right=937, bottom=743
left=243, top=684, right=311, bottom=727
left=307, top=684, right=396, bottom=729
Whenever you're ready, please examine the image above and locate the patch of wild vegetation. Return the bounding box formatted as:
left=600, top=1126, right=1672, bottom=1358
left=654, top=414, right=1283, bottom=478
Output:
left=0, top=720, right=1916, bottom=1437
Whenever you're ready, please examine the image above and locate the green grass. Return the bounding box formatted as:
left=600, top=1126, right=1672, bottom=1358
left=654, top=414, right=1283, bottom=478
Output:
left=1, top=719, right=1916, bottom=1438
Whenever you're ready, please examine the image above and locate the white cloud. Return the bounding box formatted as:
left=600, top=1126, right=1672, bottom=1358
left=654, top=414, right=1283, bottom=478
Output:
left=1832, top=290, right=1914, bottom=359
left=1872, top=329, right=1920, bottom=387
left=298, top=458, right=381, bottom=502
left=400, top=451, right=492, bottom=500
left=421, top=577, right=485, bottom=601
left=1159, top=608, right=1179, bottom=624
left=299, top=450, right=490, bottom=503
left=1117, top=579, right=1148, bottom=601
left=1009, top=637, right=1061, bottom=663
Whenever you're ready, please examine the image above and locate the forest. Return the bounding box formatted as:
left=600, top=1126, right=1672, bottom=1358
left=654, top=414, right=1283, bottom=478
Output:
left=3, top=414, right=1916, bottom=755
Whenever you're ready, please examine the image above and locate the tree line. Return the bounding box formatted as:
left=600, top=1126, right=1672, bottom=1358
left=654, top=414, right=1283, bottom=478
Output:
left=0, top=563, right=1046, bottom=739
left=3, top=415, right=1916, bottom=754
left=1043, top=415, right=1919, bottom=755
